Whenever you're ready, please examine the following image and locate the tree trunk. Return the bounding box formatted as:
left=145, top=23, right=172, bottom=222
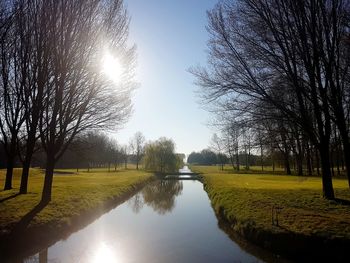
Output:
left=41, top=155, right=55, bottom=204
left=330, top=149, right=335, bottom=178
left=318, top=144, right=335, bottom=199
left=306, top=143, right=312, bottom=176
left=230, top=156, right=235, bottom=170
left=248, top=145, right=251, bottom=170
left=228, top=148, right=235, bottom=170
left=20, top=97, right=42, bottom=194
left=20, top=161, right=31, bottom=194
left=244, top=145, right=248, bottom=170
left=295, top=135, right=303, bottom=176
left=39, top=248, right=48, bottom=263
left=271, top=147, right=275, bottom=172
left=260, top=143, right=264, bottom=171
left=284, top=153, right=291, bottom=175
left=332, top=101, right=350, bottom=186
left=339, top=132, right=350, bottom=188
left=4, top=138, right=17, bottom=190
left=296, top=155, right=303, bottom=176
left=316, top=151, right=320, bottom=176
left=281, top=129, right=291, bottom=175
left=336, top=150, right=341, bottom=176
left=282, top=147, right=291, bottom=175
left=4, top=156, right=14, bottom=190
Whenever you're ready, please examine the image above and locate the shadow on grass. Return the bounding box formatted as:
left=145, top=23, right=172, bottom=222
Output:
left=0, top=193, right=21, bottom=203
left=334, top=198, right=350, bottom=206
left=10, top=200, right=48, bottom=236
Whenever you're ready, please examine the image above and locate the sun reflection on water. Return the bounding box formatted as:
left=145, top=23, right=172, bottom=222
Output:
left=91, top=242, right=120, bottom=263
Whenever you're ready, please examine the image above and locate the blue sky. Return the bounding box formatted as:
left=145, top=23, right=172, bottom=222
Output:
left=115, top=0, right=217, bottom=155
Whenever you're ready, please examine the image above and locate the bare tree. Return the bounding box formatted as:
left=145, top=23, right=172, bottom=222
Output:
left=210, top=133, right=226, bottom=170
left=129, top=131, right=145, bottom=170
left=35, top=0, right=135, bottom=203
left=0, top=1, right=27, bottom=190
left=17, top=0, right=52, bottom=194
left=120, top=145, right=128, bottom=169
left=191, top=0, right=350, bottom=199
left=221, top=122, right=240, bottom=171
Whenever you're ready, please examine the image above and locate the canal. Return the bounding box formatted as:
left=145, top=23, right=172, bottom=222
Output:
left=22, top=172, right=265, bottom=262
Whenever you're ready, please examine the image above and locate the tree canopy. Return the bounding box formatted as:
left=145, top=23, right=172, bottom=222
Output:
left=143, top=137, right=183, bottom=173
left=191, top=0, right=350, bottom=199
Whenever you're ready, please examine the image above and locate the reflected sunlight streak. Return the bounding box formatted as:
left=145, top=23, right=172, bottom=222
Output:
left=91, top=242, right=120, bottom=263
left=102, top=51, right=123, bottom=83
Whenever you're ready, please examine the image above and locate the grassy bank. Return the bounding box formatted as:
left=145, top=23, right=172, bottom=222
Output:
left=0, top=168, right=153, bottom=258
left=193, top=165, right=350, bottom=261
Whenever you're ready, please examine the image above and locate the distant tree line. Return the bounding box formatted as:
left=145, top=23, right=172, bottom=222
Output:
left=188, top=149, right=219, bottom=166
left=187, top=148, right=267, bottom=169
left=57, top=132, right=146, bottom=171
left=56, top=133, right=127, bottom=172
left=0, top=131, right=146, bottom=172
left=191, top=0, right=350, bottom=199
left=0, top=0, right=134, bottom=203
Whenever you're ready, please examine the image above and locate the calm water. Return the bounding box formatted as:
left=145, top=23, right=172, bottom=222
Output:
left=178, top=166, right=192, bottom=173
left=24, top=177, right=263, bottom=262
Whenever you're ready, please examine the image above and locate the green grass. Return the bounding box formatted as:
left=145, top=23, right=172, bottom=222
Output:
left=191, top=163, right=347, bottom=176
left=193, top=165, right=350, bottom=239
left=0, top=167, right=152, bottom=233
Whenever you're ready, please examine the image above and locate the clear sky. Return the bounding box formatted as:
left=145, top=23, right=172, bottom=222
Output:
left=114, top=0, right=217, bottom=155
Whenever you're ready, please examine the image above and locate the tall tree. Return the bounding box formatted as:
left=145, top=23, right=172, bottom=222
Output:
left=191, top=0, right=350, bottom=199
left=36, top=0, right=134, bottom=203
left=0, top=1, right=27, bottom=190
left=210, top=133, right=226, bottom=170
left=129, top=131, right=145, bottom=170
left=14, top=0, right=50, bottom=194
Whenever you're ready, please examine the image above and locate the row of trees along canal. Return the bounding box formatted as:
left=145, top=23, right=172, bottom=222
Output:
left=0, top=132, right=145, bottom=173
left=190, top=0, right=350, bottom=200
left=0, top=0, right=135, bottom=203
left=0, top=131, right=184, bottom=174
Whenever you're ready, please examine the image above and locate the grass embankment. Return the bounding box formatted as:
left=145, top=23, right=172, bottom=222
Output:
left=0, top=168, right=153, bottom=258
left=193, top=165, right=350, bottom=261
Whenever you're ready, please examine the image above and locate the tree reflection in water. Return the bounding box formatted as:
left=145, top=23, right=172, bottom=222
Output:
left=23, top=248, right=53, bottom=263
left=128, top=180, right=183, bottom=215
left=25, top=180, right=183, bottom=263
left=127, top=192, right=144, bottom=213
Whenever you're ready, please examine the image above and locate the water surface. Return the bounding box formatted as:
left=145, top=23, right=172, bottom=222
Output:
left=178, top=166, right=192, bottom=173
left=24, top=179, right=262, bottom=263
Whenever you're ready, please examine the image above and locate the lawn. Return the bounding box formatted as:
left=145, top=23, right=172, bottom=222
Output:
left=0, top=167, right=152, bottom=234
left=193, top=165, right=350, bottom=239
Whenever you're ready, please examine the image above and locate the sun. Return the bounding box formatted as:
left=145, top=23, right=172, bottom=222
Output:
left=102, top=51, right=123, bottom=83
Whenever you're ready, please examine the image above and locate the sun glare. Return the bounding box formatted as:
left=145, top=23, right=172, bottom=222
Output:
left=102, top=51, right=123, bottom=83
left=91, top=243, right=119, bottom=263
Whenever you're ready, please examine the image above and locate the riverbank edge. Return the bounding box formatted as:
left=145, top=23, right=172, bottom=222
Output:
left=202, top=181, right=350, bottom=262
left=0, top=176, right=155, bottom=260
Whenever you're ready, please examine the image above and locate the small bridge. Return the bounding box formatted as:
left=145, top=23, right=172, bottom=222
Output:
left=156, top=166, right=201, bottom=180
